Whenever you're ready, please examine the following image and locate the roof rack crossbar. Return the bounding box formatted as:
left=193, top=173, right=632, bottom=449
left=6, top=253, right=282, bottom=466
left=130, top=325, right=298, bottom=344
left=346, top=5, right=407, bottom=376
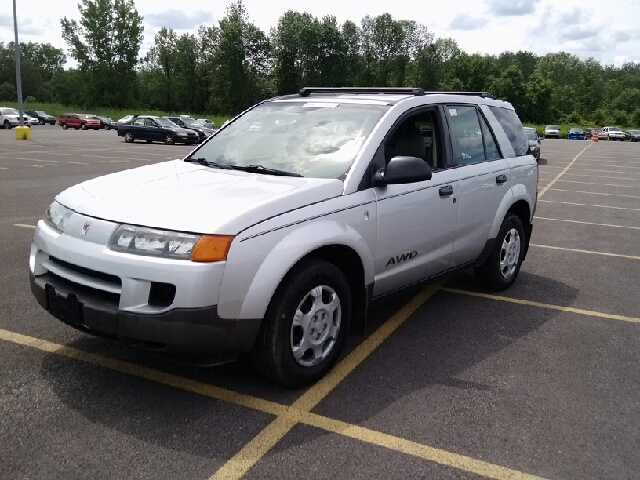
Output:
left=298, top=87, right=494, bottom=99
left=299, top=87, right=425, bottom=97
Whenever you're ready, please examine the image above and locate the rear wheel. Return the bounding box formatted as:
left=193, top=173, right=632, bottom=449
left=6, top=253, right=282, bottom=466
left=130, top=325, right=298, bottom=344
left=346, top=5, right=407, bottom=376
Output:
left=105, top=125, right=110, bottom=130
left=81, top=123, right=87, bottom=130
left=124, top=131, right=134, bottom=143
left=39, top=119, right=45, bottom=125
left=251, top=259, right=351, bottom=388
left=164, top=134, right=174, bottom=145
left=474, top=213, right=525, bottom=291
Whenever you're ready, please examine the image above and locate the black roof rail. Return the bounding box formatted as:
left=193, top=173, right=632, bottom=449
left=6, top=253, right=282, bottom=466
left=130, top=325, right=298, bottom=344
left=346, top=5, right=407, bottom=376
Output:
left=298, top=87, right=494, bottom=99
left=299, top=87, right=425, bottom=97
left=422, top=91, right=494, bottom=99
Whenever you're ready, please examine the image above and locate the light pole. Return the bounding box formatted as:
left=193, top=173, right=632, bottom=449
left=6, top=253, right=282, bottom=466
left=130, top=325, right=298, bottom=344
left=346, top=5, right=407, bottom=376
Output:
left=13, top=0, right=24, bottom=127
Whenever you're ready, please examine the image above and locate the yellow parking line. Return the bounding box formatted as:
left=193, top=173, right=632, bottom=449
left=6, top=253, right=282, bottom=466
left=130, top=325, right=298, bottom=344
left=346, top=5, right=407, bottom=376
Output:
left=0, top=326, right=545, bottom=480
left=441, top=288, right=640, bottom=324
left=535, top=216, right=640, bottom=231
left=564, top=173, right=638, bottom=181
left=538, top=143, right=591, bottom=198
left=14, top=223, right=36, bottom=229
left=530, top=244, right=640, bottom=261
left=538, top=199, right=640, bottom=211
left=213, top=284, right=442, bottom=479
left=557, top=179, right=640, bottom=189
left=548, top=189, right=640, bottom=199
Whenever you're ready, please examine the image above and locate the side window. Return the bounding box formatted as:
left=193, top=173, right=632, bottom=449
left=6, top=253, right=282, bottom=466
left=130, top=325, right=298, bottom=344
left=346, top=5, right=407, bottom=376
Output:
left=446, top=105, right=485, bottom=166
left=479, top=114, right=501, bottom=160
left=133, top=118, right=145, bottom=126
left=488, top=106, right=528, bottom=157
left=383, top=109, right=443, bottom=170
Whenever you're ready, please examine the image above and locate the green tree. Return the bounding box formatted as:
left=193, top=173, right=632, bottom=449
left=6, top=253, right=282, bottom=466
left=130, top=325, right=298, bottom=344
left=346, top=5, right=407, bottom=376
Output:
left=61, top=0, right=144, bottom=107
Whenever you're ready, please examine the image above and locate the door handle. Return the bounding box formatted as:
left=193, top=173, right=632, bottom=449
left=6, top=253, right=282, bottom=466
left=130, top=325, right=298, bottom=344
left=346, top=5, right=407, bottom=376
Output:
left=439, top=185, right=453, bottom=196
left=496, top=174, right=507, bottom=185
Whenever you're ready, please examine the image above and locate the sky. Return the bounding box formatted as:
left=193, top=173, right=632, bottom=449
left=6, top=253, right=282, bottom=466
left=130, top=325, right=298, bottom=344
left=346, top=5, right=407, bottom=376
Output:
left=1, top=0, right=639, bottom=68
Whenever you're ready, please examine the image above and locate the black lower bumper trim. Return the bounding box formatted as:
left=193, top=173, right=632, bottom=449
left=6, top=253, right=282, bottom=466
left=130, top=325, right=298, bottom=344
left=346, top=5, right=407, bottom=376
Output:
left=30, top=273, right=261, bottom=362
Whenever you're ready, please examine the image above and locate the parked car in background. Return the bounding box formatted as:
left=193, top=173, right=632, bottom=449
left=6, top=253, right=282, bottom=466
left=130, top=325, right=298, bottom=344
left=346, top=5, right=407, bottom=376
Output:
left=523, top=127, right=541, bottom=161
left=597, top=129, right=608, bottom=140
left=117, top=114, right=137, bottom=124
left=602, top=126, right=625, bottom=141
left=0, top=107, right=35, bottom=128
left=584, top=127, right=600, bottom=139
left=164, top=116, right=215, bottom=143
left=544, top=124, right=560, bottom=138
left=90, top=115, right=118, bottom=130
left=117, top=115, right=199, bottom=145
left=29, top=87, right=538, bottom=387
left=59, top=113, right=101, bottom=130
left=567, top=128, right=585, bottom=140
left=197, top=118, right=216, bottom=128
left=624, top=129, right=640, bottom=142
left=25, top=110, right=56, bottom=125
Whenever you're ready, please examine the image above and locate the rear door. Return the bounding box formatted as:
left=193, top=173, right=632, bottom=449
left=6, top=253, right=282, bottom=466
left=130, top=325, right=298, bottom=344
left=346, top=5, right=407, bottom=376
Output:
left=445, top=104, right=512, bottom=265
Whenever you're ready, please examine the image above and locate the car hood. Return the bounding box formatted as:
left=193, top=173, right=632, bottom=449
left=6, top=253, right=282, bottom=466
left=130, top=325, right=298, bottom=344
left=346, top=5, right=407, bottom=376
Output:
left=56, top=160, right=344, bottom=234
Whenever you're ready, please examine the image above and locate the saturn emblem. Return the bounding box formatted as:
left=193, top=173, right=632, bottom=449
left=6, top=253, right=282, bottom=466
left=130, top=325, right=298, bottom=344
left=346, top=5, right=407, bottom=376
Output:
left=81, top=222, right=91, bottom=236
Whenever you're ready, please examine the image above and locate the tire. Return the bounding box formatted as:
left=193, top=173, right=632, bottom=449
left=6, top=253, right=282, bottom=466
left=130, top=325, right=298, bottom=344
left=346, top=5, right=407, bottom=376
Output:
left=251, top=259, right=352, bottom=388
left=474, top=213, right=526, bottom=291
left=163, top=134, right=174, bottom=145
left=105, top=125, right=110, bottom=130
left=39, top=119, right=45, bottom=125
left=3, top=120, right=9, bottom=129
left=81, top=123, right=87, bottom=130
left=61, top=123, right=68, bottom=130
left=124, top=131, right=134, bottom=143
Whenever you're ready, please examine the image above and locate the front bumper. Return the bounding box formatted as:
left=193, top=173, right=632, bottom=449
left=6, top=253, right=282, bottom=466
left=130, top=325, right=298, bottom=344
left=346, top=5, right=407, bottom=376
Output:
left=30, top=273, right=260, bottom=361
left=29, top=218, right=261, bottom=361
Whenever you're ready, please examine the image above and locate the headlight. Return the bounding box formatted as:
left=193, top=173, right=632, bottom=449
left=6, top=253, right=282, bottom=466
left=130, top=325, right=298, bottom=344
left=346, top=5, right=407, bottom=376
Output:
left=44, top=201, right=73, bottom=233
left=108, top=224, right=233, bottom=262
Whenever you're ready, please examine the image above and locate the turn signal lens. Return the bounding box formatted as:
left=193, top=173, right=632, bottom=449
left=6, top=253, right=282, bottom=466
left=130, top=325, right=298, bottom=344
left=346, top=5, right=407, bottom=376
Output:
left=190, top=235, right=234, bottom=262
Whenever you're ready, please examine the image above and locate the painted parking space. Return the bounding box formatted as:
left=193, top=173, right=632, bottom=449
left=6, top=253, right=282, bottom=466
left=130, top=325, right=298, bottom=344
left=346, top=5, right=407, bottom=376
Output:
left=1, top=130, right=639, bottom=479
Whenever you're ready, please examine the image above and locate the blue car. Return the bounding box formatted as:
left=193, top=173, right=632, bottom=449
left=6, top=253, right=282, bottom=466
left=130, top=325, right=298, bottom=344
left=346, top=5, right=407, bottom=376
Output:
left=567, top=128, right=585, bottom=140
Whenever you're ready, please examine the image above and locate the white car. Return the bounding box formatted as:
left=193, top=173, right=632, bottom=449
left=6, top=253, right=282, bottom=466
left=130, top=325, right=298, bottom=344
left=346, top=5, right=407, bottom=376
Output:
left=602, top=126, right=625, bottom=141
left=0, top=106, right=24, bottom=129
left=544, top=124, right=560, bottom=139
left=29, top=87, right=538, bottom=387
left=197, top=118, right=216, bottom=128
left=117, top=114, right=136, bottom=124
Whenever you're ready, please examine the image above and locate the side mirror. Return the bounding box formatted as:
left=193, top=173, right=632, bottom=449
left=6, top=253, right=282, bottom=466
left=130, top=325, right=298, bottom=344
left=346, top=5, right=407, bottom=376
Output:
left=373, top=156, right=432, bottom=187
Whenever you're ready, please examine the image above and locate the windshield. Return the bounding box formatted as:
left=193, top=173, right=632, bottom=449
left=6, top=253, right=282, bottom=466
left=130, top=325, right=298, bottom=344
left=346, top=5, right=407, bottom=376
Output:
left=609, top=127, right=621, bottom=132
left=181, top=118, right=202, bottom=127
left=524, top=129, right=538, bottom=140
left=189, top=101, right=388, bottom=179
left=569, top=128, right=583, bottom=133
left=546, top=125, right=558, bottom=130
left=156, top=118, right=177, bottom=127
left=36, top=111, right=47, bottom=115
left=629, top=130, right=640, bottom=134
left=2, top=108, right=19, bottom=115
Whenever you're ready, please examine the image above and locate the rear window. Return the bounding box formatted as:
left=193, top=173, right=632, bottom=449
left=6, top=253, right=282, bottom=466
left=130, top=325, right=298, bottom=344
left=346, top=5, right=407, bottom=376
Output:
left=489, top=107, right=528, bottom=157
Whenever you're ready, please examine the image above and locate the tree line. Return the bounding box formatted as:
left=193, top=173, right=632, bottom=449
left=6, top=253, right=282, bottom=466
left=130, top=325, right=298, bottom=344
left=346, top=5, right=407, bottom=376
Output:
left=1, top=0, right=639, bottom=126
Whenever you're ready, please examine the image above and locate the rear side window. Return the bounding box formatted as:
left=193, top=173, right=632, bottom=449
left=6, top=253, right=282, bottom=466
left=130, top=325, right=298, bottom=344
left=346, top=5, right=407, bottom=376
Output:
left=489, top=107, right=528, bottom=157
left=446, top=105, right=485, bottom=165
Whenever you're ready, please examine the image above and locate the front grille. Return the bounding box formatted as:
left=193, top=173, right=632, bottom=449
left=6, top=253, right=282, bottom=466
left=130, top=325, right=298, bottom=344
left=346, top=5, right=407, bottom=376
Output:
left=49, top=256, right=122, bottom=287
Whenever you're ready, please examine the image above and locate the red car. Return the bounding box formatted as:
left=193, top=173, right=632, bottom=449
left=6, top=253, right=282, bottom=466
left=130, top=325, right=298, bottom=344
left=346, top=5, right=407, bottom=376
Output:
left=59, top=113, right=101, bottom=130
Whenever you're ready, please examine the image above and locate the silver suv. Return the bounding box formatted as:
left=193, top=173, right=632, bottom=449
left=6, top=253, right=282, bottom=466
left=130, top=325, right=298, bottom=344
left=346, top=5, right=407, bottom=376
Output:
left=29, top=87, right=538, bottom=387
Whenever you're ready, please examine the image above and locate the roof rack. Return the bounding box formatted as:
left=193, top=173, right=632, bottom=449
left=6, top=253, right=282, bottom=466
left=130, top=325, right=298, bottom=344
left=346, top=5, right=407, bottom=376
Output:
left=299, top=87, right=425, bottom=97
left=298, top=87, right=494, bottom=99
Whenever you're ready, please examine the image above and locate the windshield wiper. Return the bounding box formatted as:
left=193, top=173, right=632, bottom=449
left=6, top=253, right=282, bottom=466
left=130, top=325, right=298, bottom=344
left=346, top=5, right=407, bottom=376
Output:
left=230, top=164, right=303, bottom=177
left=184, top=157, right=234, bottom=169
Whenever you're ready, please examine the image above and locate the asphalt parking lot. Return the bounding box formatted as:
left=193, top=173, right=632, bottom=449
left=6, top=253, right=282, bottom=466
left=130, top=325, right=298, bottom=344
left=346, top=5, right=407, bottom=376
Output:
left=1, top=127, right=638, bottom=479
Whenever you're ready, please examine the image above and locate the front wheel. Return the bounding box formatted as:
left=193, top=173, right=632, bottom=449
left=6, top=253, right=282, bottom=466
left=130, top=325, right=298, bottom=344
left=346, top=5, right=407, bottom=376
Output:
left=81, top=123, right=87, bottom=130
left=251, top=259, right=352, bottom=388
left=123, top=131, right=134, bottom=143
left=164, top=134, right=174, bottom=145
left=474, top=213, right=525, bottom=291
left=39, top=119, right=45, bottom=125
left=3, top=120, right=9, bottom=129
left=105, top=125, right=110, bottom=130
left=61, top=123, right=68, bottom=130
